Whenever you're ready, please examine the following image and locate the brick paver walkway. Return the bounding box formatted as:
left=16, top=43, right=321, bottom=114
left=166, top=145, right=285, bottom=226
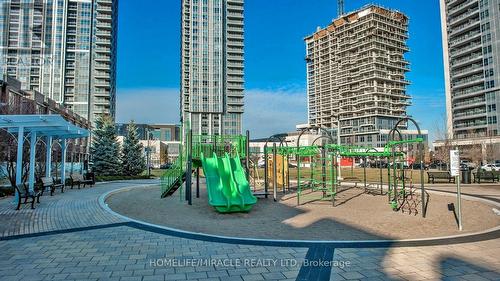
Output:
left=0, top=180, right=499, bottom=281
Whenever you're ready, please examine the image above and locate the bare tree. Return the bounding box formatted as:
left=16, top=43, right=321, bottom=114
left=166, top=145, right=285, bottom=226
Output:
left=433, top=113, right=452, bottom=167
left=461, top=144, right=482, bottom=167
left=485, top=134, right=500, bottom=163
left=0, top=90, right=48, bottom=186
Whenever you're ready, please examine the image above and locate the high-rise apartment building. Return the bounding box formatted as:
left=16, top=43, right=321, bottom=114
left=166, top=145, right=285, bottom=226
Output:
left=0, top=0, right=118, bottom=125
left=305, top=5, right=413, bottom=147
left=440, top=0, right=500, bottom=139
left=180, top=0, right=244, bottom=136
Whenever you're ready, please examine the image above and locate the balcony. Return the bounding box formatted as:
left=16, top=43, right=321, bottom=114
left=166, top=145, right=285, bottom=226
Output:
left=454, top=119, right=487, bottom=129
left=452, top=73, right=483, bottom=88
left=449, top=30, right=481, bottom=47
left=449, top=18, right=480, bottom=37
left=453, top=97, right=485, bottom=109
left=454, top=109, right=486, bottom=120
left=449, top=7, right=479, bottom=26
left=452, top=63, right=483, bottom=78
left=227, top=12, right=243, bottom=19
left=97, top=14, right=112, bottom=21
left=450, top=41, right=481, bottom=58
left=453, top=84, right=485, bottom=98
left=451, top=52, right=482, bottom=68
left=448, top=0, right=477, bottom=16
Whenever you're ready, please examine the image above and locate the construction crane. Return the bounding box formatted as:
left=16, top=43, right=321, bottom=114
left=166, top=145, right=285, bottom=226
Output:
left=337, top=0, right=344, bottom=17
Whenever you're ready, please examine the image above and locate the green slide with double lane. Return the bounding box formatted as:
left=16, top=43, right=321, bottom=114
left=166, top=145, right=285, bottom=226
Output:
left=200, top=152, right=257, bottom=213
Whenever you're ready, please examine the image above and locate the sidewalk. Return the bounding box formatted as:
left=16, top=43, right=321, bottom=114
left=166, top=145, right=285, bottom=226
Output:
left=0, top=180, right=498, bottom=281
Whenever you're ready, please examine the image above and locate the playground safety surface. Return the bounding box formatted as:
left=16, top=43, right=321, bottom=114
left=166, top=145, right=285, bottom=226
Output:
left=106, top=181, right=500, bottom=241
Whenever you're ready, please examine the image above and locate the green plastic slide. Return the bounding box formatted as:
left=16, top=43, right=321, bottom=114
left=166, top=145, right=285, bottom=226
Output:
left=200, top=152, right=257, bottom=213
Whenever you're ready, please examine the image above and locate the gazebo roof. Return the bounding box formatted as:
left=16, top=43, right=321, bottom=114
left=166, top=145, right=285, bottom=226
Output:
left=0, top=114, right=89, bottom=139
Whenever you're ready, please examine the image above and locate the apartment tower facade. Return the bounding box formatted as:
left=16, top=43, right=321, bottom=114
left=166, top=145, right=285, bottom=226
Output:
left=0, top=0, right=118, bottom=125
left=440, top=0, right=500, bottom=139
left=305, top=5, right=412, bottom=147
left=180, top=0, right=244, bottom=136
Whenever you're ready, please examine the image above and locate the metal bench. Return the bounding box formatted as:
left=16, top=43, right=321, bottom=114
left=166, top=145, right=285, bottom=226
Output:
left=427, top=171, right=454, bottom=184
left=14, top=183, right=41, bottom=210
left=70, top=173, right=94, bottom=189
left=473, top=170, right=499, bottom=183
left=41, top=177, right=64, bottom=196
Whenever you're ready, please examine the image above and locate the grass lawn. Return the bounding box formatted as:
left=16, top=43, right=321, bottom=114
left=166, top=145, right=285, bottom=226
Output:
left=156, top=165, right=430, bottom=184
left=143, top=169, right=166, bottom=178
left=254, top=167, right=429, bottom=184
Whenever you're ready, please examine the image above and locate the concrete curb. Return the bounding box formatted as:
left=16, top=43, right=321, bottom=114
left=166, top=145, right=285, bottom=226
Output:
left=99, top=183, right=500, bottom=248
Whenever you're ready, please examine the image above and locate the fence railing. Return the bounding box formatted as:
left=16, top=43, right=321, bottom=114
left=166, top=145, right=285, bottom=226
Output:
left=160, top=142, right=184, bottom=197
left=191, top=135, right=247, bottom=159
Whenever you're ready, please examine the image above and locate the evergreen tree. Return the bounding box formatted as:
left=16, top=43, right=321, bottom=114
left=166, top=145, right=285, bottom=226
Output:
left=90, top=115, right=122, bottom=176
left=121, top=121, right=146, bottom=176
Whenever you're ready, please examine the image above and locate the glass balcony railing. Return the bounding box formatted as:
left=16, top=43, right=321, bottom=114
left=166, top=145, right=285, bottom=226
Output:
left=454, top=120, right=487, bottom=129
left=452, top=63, right=483, bottom=76
left=451, top=52, right=482, bottom=67
left=454, top=108, right=486, bottom=118
left=452, top=74, right=483, bottom=87
left=450, top=30, right=481, bottom=46
left=453, top=85, right=485, bottom=97
left=449, top=7, right=479, bottom=25
left=453, top=97, right=485, bottom=108
left=448, top=0, right=476, bottom=15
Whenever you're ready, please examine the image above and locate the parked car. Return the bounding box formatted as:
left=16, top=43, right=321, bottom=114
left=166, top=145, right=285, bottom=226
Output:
left=160, top=163, right=172, bottom=169
left=358, top=162, right=369, bottom=168
left=429, top=161, right=447, bottom=170
left=459, top=163, right=474, bottom=170
left=411, top=163, right=428, bottom=170
left=480, top=164, right=500, bottom=171
left=388, top=163, right=408, bottom=169
left=461, top=160, right=476, bottom=169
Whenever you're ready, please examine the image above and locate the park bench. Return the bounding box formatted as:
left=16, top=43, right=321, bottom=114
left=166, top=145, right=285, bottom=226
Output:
left=70, top=173, right=94, bottom=189
left=427, top=171, right=454, bottom=184
left=473, top=170, right=499, bottom=183
left=14, top=183, right=41, bottom=210
left=41, top=177, right=64, bottom=196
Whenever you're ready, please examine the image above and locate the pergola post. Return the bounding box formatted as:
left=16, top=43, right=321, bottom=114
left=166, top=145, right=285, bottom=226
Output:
left=70, top=142, right=74, bottom=175
left=61, top=139, right=67, bottom=186
left=15, top=127, right=24, bottom=186
left=28, top=131, right=37, bottom=192
left=46, top=136, right=52, bottom=177
left=15, top=127, right=25, bottom=200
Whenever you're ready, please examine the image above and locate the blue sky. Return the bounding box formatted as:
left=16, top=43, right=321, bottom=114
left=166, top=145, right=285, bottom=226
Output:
left=116, top=0, right=446, bottom=140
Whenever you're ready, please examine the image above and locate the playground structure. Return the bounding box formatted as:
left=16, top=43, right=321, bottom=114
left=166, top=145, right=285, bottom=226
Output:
left=161, top=117, right=428, bottom=217
left=160, top=126, right=256, bottom=213
left=252, top=117, right=429, bottom=217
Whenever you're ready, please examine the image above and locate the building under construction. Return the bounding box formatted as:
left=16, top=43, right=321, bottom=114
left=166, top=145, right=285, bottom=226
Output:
left=304, top=5, right=419, bottom=148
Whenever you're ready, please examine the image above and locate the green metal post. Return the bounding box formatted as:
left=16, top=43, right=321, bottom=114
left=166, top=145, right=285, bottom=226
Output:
left=286, top=151, right=290, bottom=191
left=297, top=153, right=301, bottom=206
left=379, top=157, right=383, bottom=195
left=387, top=156, right=391, bottom=203
left=363, top=156, right=367, bottom=190
left=331, top=152, right=335, bottom=206
left=322, top=145, right=326, bottom=197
